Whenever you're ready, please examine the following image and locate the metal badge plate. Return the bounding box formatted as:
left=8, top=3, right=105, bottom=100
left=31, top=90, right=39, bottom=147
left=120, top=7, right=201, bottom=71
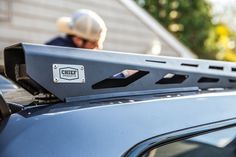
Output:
left=52, top=64, right=85, bottom=83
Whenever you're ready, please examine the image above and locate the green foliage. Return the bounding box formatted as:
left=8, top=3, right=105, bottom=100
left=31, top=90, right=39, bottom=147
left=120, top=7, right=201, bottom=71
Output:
left=136, top=0, right=218, bottom=59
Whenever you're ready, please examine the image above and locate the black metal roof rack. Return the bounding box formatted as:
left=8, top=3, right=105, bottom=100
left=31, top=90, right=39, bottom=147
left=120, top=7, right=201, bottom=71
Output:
left=3, top=43, right=236, bottom=102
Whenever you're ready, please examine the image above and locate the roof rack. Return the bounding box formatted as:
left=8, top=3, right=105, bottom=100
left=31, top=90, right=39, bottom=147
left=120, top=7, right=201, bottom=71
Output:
left=4, top=43, right=236, bottom=102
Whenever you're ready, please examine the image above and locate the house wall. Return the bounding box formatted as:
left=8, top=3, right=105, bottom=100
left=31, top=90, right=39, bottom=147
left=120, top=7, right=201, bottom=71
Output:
left=0, top=0, right=179, bottom=64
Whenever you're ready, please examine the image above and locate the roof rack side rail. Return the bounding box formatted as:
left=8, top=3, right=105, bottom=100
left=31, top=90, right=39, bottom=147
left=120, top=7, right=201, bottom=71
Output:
left=4, top=43, right=236, bottom=102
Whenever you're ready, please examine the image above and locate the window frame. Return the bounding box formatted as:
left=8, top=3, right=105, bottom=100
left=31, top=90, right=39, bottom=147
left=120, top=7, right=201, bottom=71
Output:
left=123, top=118, right=236, bottom=157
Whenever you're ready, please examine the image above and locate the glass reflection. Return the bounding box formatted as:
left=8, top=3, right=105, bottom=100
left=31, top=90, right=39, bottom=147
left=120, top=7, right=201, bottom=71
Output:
left=144, top=127, right=236, bottom=157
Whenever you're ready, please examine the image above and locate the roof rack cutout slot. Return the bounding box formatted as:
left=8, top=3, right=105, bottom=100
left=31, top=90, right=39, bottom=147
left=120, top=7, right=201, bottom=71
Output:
left=181, top=63, right=198, bottom=67
left=92, top=69, right=149, bottom=89
left=232, top=67, right=236, bottom=72
left=198, top=77, right=219, bottom=83
left=209, top=65, right=224, bottom=70
left=145, top=59, right=166, bottom=64
left=229, top=79, right=236, bottom=83
left=156, top=73, right=188, bottom=84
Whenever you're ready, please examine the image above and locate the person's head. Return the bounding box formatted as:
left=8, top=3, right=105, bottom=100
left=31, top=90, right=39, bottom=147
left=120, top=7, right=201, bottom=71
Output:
left=57, top=9, right=107, bottom=49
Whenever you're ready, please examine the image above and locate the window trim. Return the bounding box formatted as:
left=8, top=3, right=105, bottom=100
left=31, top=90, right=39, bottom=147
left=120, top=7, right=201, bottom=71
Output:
left=123, top=118, right=236, bottom=157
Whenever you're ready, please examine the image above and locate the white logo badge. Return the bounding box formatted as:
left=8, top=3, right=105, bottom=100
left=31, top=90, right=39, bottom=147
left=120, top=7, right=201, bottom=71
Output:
left=53, top=64, right=85, bottom=83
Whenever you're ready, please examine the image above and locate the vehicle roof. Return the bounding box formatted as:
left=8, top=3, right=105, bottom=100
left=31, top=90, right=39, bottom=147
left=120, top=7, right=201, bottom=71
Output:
left=1, top=90, right=236, bottom=157
left=0, top=75, right=17, bottom=92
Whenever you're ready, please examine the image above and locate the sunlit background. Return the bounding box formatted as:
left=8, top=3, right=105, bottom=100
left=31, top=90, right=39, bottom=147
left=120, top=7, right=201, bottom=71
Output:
left=136, top=0, right=236, bottom=61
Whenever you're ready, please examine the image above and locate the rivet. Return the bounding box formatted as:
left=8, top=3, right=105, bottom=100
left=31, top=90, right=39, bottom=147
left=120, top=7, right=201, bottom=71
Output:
left=54, top=78, right=58, bottom=82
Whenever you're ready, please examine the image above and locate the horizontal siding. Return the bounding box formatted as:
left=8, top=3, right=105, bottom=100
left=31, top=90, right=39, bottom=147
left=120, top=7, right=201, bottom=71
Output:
left=11, top=0, right=155, bottom=36
left=0, top=24, right=155, bottom=47
left=17, top=0, right=128, bottom=15
left=0, top=41, right=13, bottom=65
left=0, top=24, right=54, bottom=43
left=0, top=1, right=8, bottom=11
left=0, top=0, right=179, bottom=65
left=104, top=43, right=149, bottom=53
left=11, top=16, right=57, bottom=34
left=15, top=0, right=137, bottom=23
left=0, top=1, right=10, bottom=20
left=159, top=43, right=180, bottom=57
left=3, top=0, right=139, bottom=23
left=10, top=13, right=154, bottom=38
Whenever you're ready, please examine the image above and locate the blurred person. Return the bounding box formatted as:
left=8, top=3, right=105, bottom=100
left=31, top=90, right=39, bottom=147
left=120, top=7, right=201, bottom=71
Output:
left=46, top=9, right=107, bottom=50
left=46, top=9, right=137, bottom=78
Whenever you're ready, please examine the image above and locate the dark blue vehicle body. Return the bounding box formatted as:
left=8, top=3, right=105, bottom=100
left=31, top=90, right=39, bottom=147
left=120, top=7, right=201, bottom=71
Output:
left=1, top=43, right=236, bottom=157
left=1, top=91, right=236, bottom=157
left=0, top=75, right=17, bottom=92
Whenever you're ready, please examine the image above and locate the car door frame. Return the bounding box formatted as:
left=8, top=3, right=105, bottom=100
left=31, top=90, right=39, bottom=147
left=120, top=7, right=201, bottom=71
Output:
left=123, top=118, right=236, bottom=157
